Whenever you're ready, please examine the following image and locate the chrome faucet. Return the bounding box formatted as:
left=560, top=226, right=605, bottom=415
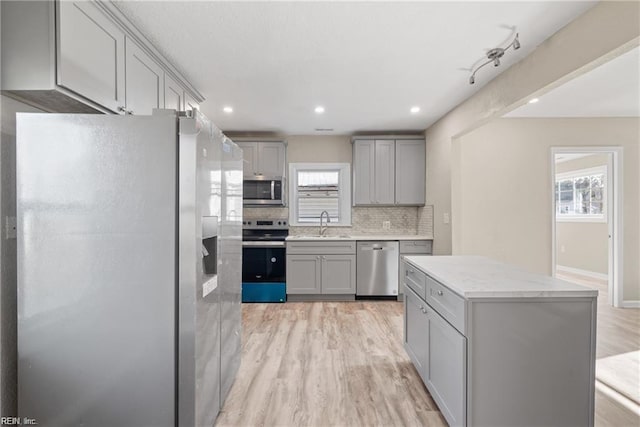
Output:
left=319, top=210, right=331, bottom=236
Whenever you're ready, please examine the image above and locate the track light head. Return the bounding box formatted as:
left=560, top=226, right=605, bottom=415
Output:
left=493, top=58, right=500, bottom=67
left=469, top=75, right=475, bottom=85
left=513, top=34, right=521, bottom=50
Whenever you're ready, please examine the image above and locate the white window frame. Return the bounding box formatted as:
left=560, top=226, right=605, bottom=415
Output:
left=289, top=163, right=351, bottom=226
left=555, top=165, right=607, bottom=223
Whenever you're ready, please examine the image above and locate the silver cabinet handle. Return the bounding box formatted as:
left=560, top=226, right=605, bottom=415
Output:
left=421, top=307, right=427, bottom=314
left=316, top=256, right=320, bottom=260
left=117, top=106, right=126, bottom=113
left=322, top=256, right=326, bottom=260
left=437, top=290, right=444, bottom=296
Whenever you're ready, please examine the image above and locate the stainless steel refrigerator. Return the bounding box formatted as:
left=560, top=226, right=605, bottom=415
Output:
left=16, top=110, right=242, bottom=426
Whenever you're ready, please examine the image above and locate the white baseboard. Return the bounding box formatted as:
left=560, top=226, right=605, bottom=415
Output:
left=622, top=301, right=640, bottom=309
left=556, top=265, right=608, bottom=281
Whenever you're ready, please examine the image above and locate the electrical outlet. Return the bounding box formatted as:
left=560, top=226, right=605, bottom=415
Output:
left=382, top=220, right=391, bottom=230
left=5, top=216, right=16, bottom=239
left=443, top=213, right=450, bottom=224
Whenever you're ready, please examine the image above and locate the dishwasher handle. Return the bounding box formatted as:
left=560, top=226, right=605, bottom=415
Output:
left=360, top=244, right=395, bottom=251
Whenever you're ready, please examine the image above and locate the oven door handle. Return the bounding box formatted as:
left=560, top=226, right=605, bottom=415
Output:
left=242, top=241, right=286, bottom=248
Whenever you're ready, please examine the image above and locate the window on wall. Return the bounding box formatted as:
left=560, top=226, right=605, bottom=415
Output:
left=555, top=166, right=606, bottom=222
left=289, top=163, right=351, bottom=226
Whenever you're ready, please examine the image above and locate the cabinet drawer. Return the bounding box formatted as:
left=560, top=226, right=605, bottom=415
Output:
left=403, top=261, right=427, bottom=300
left=400, top=240, right=433, bottom=254
left=287, top=241, right=356, bottom=255
left=425, top=276, right=465, bottom=333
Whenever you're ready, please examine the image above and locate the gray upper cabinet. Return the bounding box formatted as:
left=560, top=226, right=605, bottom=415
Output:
left=395, top=140, right=426, bottom=205
left=353, top=140, right=375, bottom=205
left=1, top=0, right=203, bottom=114
left=125, top=38, right=164, bottom=115
left=184, top=92, right=199, bottom=113
left=236, top=143, right=259, bottom=177
left=236, top=142, right=285, bottom=178
left=57, top=1, right=126, bottom=113
left=258, top=143, right=286, bottom=177
left=374, top=140, right=395, bottom=204
left=164, top=75, right=184, bottom=111
left=352, top=137, right=425, bottom=206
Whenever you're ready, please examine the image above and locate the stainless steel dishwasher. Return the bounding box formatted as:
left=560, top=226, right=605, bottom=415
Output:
left=356, top=241, right=399, bottom=296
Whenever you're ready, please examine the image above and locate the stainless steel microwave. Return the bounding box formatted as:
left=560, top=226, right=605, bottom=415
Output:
left=243, top=177, right=284, bottom=206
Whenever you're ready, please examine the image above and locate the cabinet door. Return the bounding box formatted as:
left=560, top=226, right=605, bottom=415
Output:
left=426, top=308, right=466, bottom=427
left=164, top=74, right=183, bottom=111
left=286, top=255, right=321, bottom=294
left=374, top=140, right=395, bottom=204
left=353, top=140, right=375, bottom=205
left=236, top=142, right=258, bottom=177
left=125, top=38, right=164, bottom=115
left=184, top=92, right=199, bottom=113
left=57, top=1, right=125, bottom=113
left=258, top=143, right=285, bottom=177
left=404, top=287, right=429, bottom=382
left=395, top=140, right=425, bottom=205
left=321, top=255, right=356, bottom=294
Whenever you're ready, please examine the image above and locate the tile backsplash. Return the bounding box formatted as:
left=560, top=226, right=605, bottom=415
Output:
left=244, top=205, right=433, bottom=237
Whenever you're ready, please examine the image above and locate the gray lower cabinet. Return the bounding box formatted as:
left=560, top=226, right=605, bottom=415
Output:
left=425, top=303, right=466, bottom=427
left=404, top=287, right=429, bottom=379
left=403, top=258, right=597, bottom=427
left=287, top=241, right=356, bottom=295
left=405, top=286, right=466, bottom=426
left=286, top=255, right=322, bottom=294
left=399, top=240, right=432, bottom=296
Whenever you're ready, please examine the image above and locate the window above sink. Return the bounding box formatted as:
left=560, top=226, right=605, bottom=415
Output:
left=288, top=163, right=351, bottom=227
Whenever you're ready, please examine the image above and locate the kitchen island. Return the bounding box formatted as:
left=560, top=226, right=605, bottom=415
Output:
left=402, top=255, right=598, bottom=427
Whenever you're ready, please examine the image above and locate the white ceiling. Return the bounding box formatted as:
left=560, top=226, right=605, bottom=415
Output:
left=114, top=1, right=596, bottom=134
left=506, top=46, right=640, bottom=118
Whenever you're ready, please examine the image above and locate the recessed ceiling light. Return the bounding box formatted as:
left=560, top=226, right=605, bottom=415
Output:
left=410, top=106, right=420, bottom=114
left=315, top=106, right=325, bottom=114
left=528, top=98, right=539, bottom=104
left=223, top=106, right=233, bottom=113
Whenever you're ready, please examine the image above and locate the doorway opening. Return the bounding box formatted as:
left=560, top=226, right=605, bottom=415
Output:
left=550, top=147, right=623, bottom=307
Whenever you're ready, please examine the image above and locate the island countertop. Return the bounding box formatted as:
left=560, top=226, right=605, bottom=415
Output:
left=403, top=255, right=598, bottom=299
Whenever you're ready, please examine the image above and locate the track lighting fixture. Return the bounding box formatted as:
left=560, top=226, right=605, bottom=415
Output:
left=469, top=33, right=520, bottom=85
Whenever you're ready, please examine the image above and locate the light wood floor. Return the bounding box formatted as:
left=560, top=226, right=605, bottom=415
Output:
left=557, top=271, right=640, bottom=426
left=218, top=290, right=640, bottom=426
left=216, top=301, right=447, bottom=426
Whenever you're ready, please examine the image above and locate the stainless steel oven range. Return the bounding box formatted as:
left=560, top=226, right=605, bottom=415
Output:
left=242, top=219, right=288, bottom=302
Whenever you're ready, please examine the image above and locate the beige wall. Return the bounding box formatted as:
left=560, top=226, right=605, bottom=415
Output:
left=424, top=1, right=640, bottom=256
left=286, top=135, right=352, bottom=163
left=556, top=154, right=609, bottom=275
left=1, top=95, right=44, bottom=416
left=453, top=118, right=639, bottom=301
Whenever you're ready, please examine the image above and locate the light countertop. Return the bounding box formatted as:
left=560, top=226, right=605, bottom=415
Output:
left=403, top=255, right=598, bottom=299
left=286, top=234, right=433, bottom=241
